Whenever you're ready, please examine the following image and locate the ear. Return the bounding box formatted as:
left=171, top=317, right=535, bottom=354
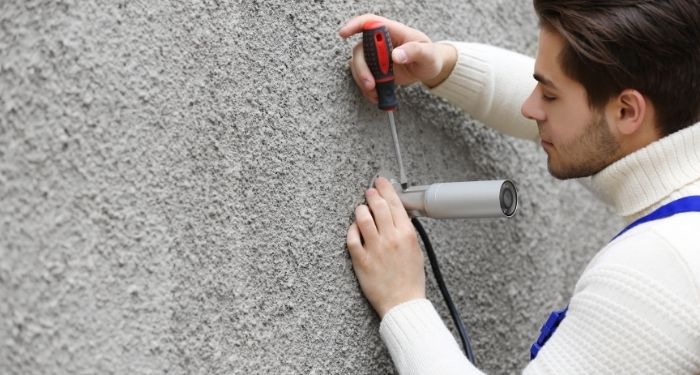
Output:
left=609, top=89, right=647, bottom=135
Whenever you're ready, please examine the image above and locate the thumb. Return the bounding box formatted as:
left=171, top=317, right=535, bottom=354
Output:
left=391, top=42, right=442, bottom=84
left=392, top=41, right=433, bottom=65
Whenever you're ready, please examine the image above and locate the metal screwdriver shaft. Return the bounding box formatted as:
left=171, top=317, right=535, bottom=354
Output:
left=362, top=21, right=408, bottom=188
left=387, top=111, right=407, bottom=188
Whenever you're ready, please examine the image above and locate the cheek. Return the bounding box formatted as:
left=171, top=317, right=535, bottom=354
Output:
left=547, top=101, right=589, bottom=144
left=545, top=107, right=570, bottom=142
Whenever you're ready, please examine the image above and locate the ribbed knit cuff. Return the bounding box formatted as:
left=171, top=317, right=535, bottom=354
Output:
left=379, top=299, right=480, bottom=375
left=430, top=42, right=492, bottom=120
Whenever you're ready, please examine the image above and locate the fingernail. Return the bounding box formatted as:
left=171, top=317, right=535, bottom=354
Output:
left=393, top=48, right=407, bottom=63
left=366, top=188, right=377, bottom=197
left=363, top=79, right=372, bottom=89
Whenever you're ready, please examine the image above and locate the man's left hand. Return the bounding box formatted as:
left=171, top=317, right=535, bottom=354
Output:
left=346, top=177, right=426, bottom=318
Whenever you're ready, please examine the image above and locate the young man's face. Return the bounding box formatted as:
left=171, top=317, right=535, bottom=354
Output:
left=521, top=28, right=622, bottom=179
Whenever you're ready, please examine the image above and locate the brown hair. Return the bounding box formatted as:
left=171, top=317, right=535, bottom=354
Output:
left=533, top=0, right=700, bottom=136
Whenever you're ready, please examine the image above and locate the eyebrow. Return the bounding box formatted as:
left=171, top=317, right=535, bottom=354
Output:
left=533, top=73, right=558, bottom=90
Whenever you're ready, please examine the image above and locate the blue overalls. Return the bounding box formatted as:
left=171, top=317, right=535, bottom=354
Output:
left=530, top=195, right=700, bottom=360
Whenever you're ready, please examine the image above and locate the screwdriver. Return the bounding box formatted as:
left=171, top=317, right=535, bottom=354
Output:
left=362, top=21, right=408, bottom=189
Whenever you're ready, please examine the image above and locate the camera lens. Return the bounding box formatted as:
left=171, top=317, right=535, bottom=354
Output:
left=503, top=190, right=513, bottom=207
left=500, top=180, right=518, bottom=216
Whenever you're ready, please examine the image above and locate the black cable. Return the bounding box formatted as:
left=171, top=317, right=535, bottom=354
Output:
left=412, top=217, right=476, bottom=365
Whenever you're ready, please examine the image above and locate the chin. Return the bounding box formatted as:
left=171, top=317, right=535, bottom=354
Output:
left=547, top=165, right=573, bottom=180
left=547, top=160, right=603, bottom=180
left=547, top=157, right=581, bottom=180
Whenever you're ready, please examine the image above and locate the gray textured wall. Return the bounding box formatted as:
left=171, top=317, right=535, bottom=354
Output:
left=1, top=1, right=621, bottom=374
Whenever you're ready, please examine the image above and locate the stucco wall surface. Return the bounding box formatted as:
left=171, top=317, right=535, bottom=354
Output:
left=0, top=1, right=621, bottom=374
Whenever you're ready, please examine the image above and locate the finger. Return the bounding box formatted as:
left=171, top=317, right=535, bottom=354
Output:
left=355, top=205, right=378, bottom=243
left=351, top=42, right=375, bottom=94
left=368, top=93, right=378, bottom=104
left=365, top=188, right=394, bottom=232
left=349, top=63, right=378, bottom=104
left=338, top=13, right=387, bottom=39
left=339, top=14, right=429, bottom=46
left=346, top=223, right=366, bottom=260
left=374, top=177, right=412, bottom=228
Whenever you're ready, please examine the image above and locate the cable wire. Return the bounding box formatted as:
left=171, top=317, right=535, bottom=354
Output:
left=412, top=217, right=476, bottom=364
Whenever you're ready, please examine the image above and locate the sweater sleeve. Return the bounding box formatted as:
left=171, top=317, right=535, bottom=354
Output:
left=379, top=299, right=484, bottom=375
left=429, top=42, right=539, bottom=142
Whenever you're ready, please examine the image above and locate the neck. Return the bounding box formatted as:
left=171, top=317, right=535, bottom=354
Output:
left=619, top=122, right=660, bottom=157
left=587, top=122, right=700, bottom=222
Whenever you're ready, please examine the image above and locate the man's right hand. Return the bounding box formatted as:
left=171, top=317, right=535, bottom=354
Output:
left=339, top=14, right=457, bottom=104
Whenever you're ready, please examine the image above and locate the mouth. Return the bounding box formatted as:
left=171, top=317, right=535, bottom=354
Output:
left=536, top=124, right=552, bottom=148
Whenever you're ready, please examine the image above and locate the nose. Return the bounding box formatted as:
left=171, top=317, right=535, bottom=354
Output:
left=521, top=88, right=546, bottom=121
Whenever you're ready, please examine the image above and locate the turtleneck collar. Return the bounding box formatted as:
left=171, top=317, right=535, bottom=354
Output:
left=587, top=122, right=700, bottom=223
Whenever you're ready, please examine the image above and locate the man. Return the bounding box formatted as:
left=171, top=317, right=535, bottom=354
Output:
left=339, top=1, right=700, bottom=374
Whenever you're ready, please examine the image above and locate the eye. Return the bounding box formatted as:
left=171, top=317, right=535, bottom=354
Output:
left=536, top=84, right=557, bottom=102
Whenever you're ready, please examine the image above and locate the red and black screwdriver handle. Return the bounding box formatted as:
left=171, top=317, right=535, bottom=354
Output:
left=362, top=21, right=398, bottom=111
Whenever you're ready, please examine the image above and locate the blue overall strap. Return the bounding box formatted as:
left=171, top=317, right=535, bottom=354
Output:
left=530, top=195, right=700, bottom=360
left=611, top=195, right=700, bottom=241
left=530, top=307, right=567, bottom=360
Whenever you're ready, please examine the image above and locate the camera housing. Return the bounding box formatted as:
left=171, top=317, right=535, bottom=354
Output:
left=380, top=178, right=518, bottom=219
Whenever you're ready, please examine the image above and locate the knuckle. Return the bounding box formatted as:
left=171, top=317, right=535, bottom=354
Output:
left=384, top=240, right=398, bottom=251
left=350, top=251, right=368, bottom=268
left=357, top=253, right=371, bottom=268
left=352, top=42, right=363, bottom=55
left=347, top=237, right=361, bottom=251
left=374, top=177, right=389, bottom=190
left=355, top=206, right=369, bottom=221
left=389, top=200, right=403, bottom=211
left=357, top=215, right=373, bottom=228
left=401, top=227, right=418, bottom=243
left=418, top=32, right=431, bottom=43
left=386, top=193, right=401, bottom=207
left=345, top=233, right=360, bottom=248
left=385, top=233, right=399, bottom=249
left=372, top=196, right=388, bottom=209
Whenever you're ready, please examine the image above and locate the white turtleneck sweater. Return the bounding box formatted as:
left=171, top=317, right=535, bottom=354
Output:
left=378, top=43, right=700, bottom=375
